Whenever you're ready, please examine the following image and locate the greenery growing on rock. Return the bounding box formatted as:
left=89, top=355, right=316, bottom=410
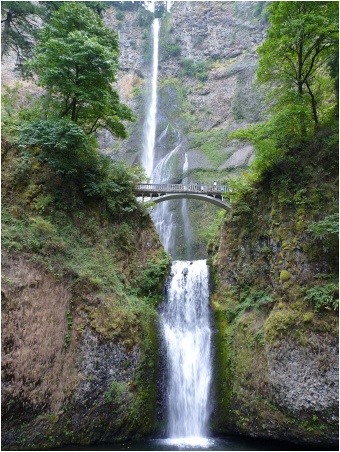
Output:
left=1, top=3, right=170, bottom=449
left=210, top=1, right=338, bottom=446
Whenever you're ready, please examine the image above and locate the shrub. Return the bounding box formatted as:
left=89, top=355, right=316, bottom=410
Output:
left=180, top=58, right=210, bottom=80
left=304, top=276, right=339, bottom=311
left=115, top=10, right=125, bottom=20
left=307, top=213, right=339, bottom=240
left=17, top=118, right=144, bottom=218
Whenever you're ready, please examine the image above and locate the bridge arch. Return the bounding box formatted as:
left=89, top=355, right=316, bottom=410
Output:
left=150, top=193, right=230, bottom=210
left=135, top=184, right=231, bottom=211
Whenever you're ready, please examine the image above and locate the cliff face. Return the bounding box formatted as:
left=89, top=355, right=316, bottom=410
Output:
left=210, top=165, right=339, bottom=445
left=2, top=245, right=167, bottom=449
left=1, top=135, right=170, bottom=449
left=2, top=247, right=168, bottom=449
left=100, top=1, right=268, bottom=257
left=103, top=2, right=267, bottom=163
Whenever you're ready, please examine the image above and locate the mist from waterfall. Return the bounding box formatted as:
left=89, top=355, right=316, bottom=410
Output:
left=151, top=137, right=181, bottom=256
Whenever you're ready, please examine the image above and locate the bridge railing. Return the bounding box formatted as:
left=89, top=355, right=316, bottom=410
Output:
left=135, top=183, right=230, bottom=194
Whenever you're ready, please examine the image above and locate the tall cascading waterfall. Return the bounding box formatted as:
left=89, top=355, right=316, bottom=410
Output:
left=140, top=17, right=213, bottom=444
left=180, top=153, right=193, bottom=259
left=141, top=18, right=160, bottom=179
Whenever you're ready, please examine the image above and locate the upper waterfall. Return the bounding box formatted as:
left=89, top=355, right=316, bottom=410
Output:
left=141, top=18, right=160, bottom=179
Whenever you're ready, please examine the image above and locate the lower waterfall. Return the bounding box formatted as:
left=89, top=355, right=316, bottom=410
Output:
left=160, top=260, right=212, bottom=446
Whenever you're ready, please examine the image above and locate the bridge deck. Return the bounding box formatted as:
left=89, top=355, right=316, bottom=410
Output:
left=135, top=183, right=231, bottom=210
left=135, top=183, right=230, bottom=196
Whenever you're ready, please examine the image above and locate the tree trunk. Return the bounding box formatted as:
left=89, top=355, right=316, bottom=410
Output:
left=306, top=79, right=319, bottom=126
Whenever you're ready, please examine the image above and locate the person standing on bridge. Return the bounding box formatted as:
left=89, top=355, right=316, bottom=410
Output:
left=213, top=181, right=217, bottom=191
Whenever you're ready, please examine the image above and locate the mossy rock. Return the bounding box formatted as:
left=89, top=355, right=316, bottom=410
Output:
left=282, top=241, right=292, bottom=251
left=280, top=270, right=291, bottom=282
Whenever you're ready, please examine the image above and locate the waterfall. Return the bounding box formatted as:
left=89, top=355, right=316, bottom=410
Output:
left=141, top=17, right=213, bottom=446
left=151, top=137, right=181, bottom=255
left=181, top=153, right=192, bottom=259
left=141, top=18, right=160, bottom=179
left=161, top=260, right=212, bottom=444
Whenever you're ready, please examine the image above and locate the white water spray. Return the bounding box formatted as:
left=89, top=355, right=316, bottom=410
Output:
left=141, top=18, right=160, bottom=179
left=161, top=260, right=212, bottom=441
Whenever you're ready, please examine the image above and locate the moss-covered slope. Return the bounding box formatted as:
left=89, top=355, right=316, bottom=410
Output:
left=1, top=140, right=170, bottom=450
left=209, top=131, right=339, bottom=446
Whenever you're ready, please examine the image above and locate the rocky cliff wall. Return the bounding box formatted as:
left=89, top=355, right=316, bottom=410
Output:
left=102, top=2, right=267, bottom=169
left=1, top=137, right=170, bottom=449
left=210, top=180, right=339, bottom=446
left=1, top=238, right=167, bottom=450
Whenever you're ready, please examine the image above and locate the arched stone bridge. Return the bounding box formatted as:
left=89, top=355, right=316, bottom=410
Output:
left=135, top=184, right=231, bottom=210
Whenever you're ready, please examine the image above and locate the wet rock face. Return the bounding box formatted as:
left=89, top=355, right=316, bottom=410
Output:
left=210, top=187, right=339, bottom=446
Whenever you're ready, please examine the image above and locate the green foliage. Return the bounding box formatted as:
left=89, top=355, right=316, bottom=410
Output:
left=201, top=210, right=226, bottom=248
left=136, top=7, right=153, bottom=28
left=64, top=310, right=73, bottom=351
left=17, top=118, right=99, bottom=176
left=28, top=2, right=134, bottom=136
left=40, top=1, right=109, bottom=19
left=307, top=213, right=339, bottom=240
left=115, top=10, right=125, bottom=21
left=180, top=58, right=210, bottom=81
left=131, top=251, right=170, bottom=298
left=229, top=1, right=339, bottom=193
left=1, top=82, right=20, bottom=118
left=189, top=128, right=230, bottom=165
left=162, top=42, right=181, bottom=58
left=304, top=281, right=339, bottom=312
left=257, top=1, right=338, bottom=125
left=1, top=82, right=24, bottom=139
left=105, top=380, right=127, bottom=403
left=227, top=173, right=258, bottom=218
left=16, top=118, right=145, bottom=218
left=109, top=1, right=142, bottom=12
left=230, top=93, right=314, bottom=181
left=1, top=1, right=42, bottom=70
left=225, top=290, right=274, bottom=323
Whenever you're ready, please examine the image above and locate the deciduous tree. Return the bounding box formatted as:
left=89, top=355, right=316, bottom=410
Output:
left=28, top=2, right=134, bottom=137
left=257, top=1, right=338, bottom=126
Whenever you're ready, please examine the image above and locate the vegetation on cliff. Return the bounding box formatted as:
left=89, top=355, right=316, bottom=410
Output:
left=1, top=3, right=170, bottom=449
left=211, top=1, right=338, bottom=445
